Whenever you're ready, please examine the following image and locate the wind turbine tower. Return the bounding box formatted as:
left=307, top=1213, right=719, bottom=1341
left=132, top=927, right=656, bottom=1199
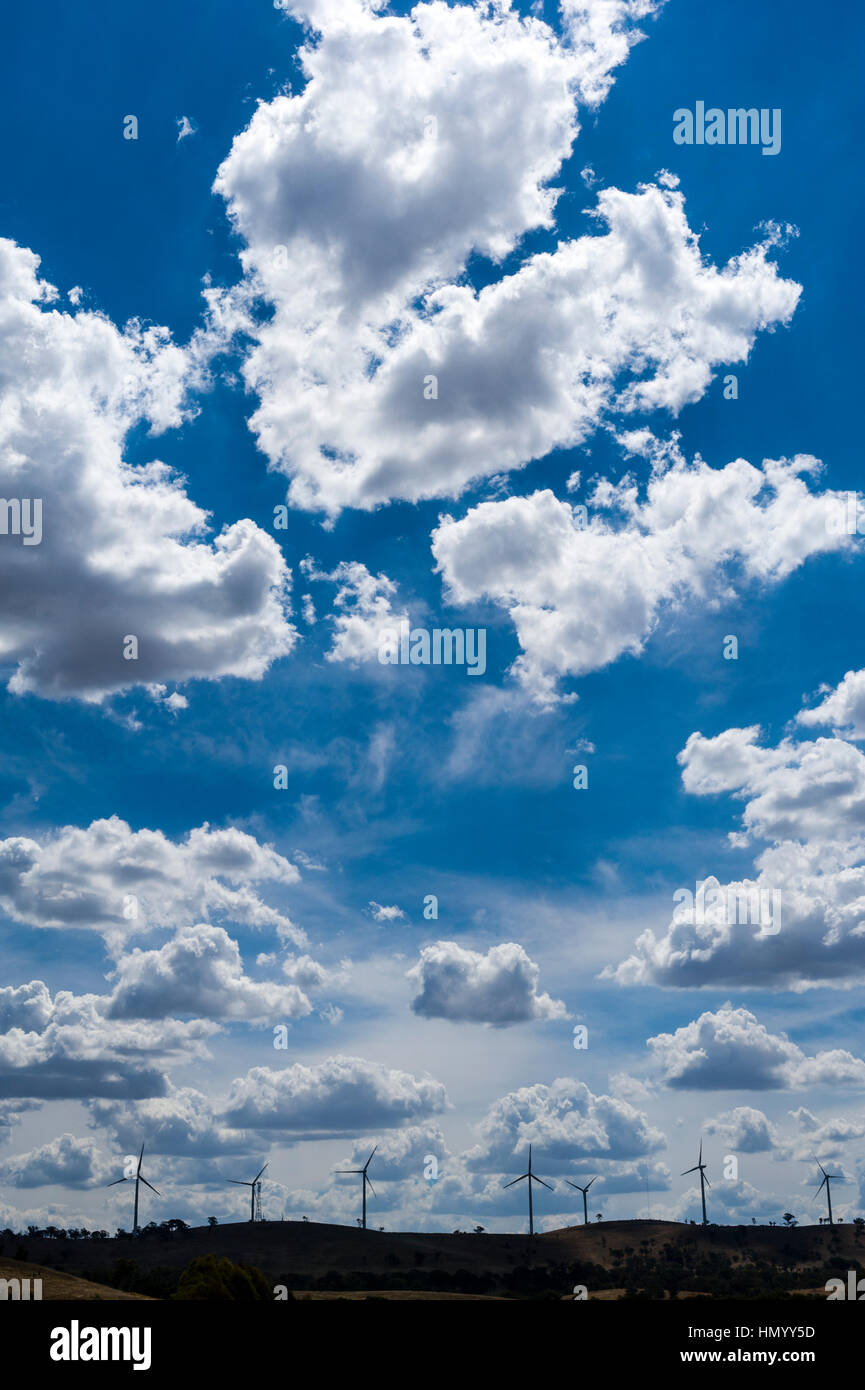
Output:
left=107, top=1144, right=160, bottom=1234
left=503, top=1145, right=553, bottom=1237
left=565, top=1175, right=597, bottom=1226
left=813, top=1157, right=844, bottom=1227
left=227, top=1162, right=269, bottom=1223
left=336, top=1147, right=377, bottom=1230
left=681, top=1139, right=711, bottom=1226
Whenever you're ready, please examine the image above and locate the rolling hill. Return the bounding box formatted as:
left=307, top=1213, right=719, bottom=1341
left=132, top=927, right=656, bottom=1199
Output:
left=8, top=1218, right=863, bottom=1299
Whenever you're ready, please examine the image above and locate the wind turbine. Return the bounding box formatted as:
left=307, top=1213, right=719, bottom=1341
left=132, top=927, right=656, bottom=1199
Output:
left=565, top=1175, right=597, bottom=1226
left=681, top=1138, right=710, bottom=1226
left=813, top=1156, right=844, bottom=1227
left=336, top=1147, right=377, bottom=1230
left=503, top=1145, right=553, bottom=1237
left=227, top=1161, right=268, bottom=1222
left=107, top=1144, right=160, bottom=1234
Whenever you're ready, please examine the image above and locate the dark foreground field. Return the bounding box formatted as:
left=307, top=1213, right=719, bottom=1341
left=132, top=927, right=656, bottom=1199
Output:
left=5, top=1219, right=863, bottom=1300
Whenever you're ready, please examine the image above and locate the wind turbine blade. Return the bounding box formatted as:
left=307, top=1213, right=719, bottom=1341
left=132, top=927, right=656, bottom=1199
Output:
left=253, top=1163, right=269, bottom=1184
left=681, top=1166, right=699, bottom=1176
left=139, top=1178, right=160, bottom=1195
left=227, top=1179, right=251, bottom=1186
left=565, top=1180, right=580, bottom=1190
left=698, top=1137, right=702, bottom=1163
left=585, top=1176, right=598, bottom=1189
left=335, top=1169, right=362, bottom=1175
left=366, top=1179, right=376, bottom=1199
left=503, top=1174, right=527, bottom=1188
left=107, top=1177, right=128, bottom=1187
left=365, top=1146, right=377, bottom=1169
left=533, top=1176, right=554, bottom=1191
left=703, top=1175, right=711, bottom=1189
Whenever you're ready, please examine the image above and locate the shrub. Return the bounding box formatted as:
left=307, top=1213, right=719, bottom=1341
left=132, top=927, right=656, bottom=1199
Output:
left=173, top=1254, right=271, bottom=1301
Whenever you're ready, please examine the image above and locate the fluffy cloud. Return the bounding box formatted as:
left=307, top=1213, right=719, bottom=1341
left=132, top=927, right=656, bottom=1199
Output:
left=226, top=0, right=659, bottom=305
left=0, top=239, right=295, bottom=702
left=216, top=171, right=799, bottom=515
left=333, top=1124, right=449, bottom=1183
left=0, top=981, right=52, bottom=1032
left=89, top=1087, right=256, bottom=1160
left=0, top=816, right=303, bottom=951
left=0, top=985, right=216, bottom=1100
left=106, top=925, right=313, bottom=1024
left=797, top=668, right=865, bottom=741
left=647, top=1006, right=865, bottom=1091
left=407, top=941, right=567, bottom=1026
left=676, top=1176, right=773, bottom=1226
left=611, top=691, right=865, bottom=987
left=787, top=1106, right=865, bottom=1161
left=677, top=727, right=865, bottom=844
left=215, top=3, right=799, bottom=520
left=221, top=1056, right=448, bottom=1136
left=1, top=1134, right=109, bottom=1189
left=433, top=454, right=859, bottom=704
left=703, top=1106, right=778, bottom=1153
left=368, top=902, right=407, bottom=924
left=465, top=1076, right=665, bottom=1167
left=280, top=954, right=351, bottom=990
left=300, top=560, right=408, bottom=664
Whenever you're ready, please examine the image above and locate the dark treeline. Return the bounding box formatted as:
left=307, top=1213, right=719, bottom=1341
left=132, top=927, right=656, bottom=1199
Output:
left=42, top=1247, right=865, bottom=1301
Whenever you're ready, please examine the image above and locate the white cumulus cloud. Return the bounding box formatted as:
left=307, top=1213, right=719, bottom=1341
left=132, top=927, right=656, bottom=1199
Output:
left=0, top=239, right=296, bottom=703
left=433, top=454, right=856, bottom=704
left=106, top=924, right=313, bottom=1024
left=221, top=1055, right=449, bottom=1136
left=407, top=940, right=567, bottom=1026
left=647, top=1005, right=865, bottom=1091
left=0, top=817, right=304, bottom=952
left=610, top=692, right=865, bottom=988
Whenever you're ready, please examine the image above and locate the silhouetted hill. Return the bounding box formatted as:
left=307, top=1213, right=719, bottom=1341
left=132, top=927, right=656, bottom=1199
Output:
left=9, top=1219, right=863, bottom=1300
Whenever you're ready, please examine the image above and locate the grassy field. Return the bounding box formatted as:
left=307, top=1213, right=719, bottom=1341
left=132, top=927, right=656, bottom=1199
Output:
left=0, top=1256, right=154, bottom=1301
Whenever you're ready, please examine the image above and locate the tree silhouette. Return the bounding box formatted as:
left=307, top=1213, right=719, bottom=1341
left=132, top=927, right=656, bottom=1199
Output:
left=174, top=1255, right=271, bottom=1301
left=782, top=1212, right=797, bottom=1228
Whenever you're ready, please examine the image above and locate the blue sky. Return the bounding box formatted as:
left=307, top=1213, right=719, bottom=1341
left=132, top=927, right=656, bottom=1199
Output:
left=0, top=0, right=864, bottom=1234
